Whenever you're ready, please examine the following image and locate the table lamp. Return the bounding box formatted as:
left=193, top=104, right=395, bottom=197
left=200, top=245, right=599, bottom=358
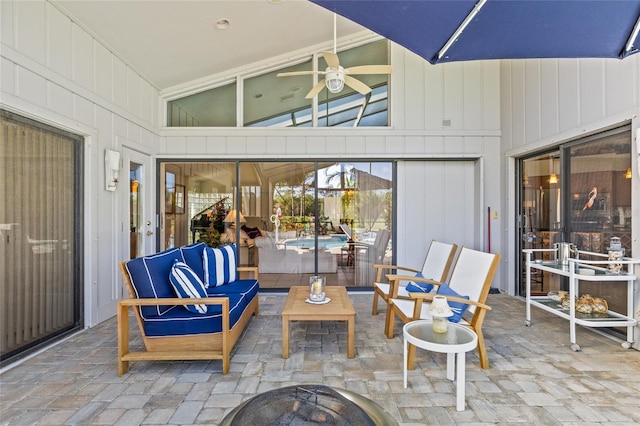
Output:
left=430, top=295, right=453, bottom=333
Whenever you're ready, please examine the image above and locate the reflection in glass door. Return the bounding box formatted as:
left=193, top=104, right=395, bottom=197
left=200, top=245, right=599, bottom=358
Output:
left=519, top=151, right=561, bottom=296
left=129, top=164, right=142, bottom=259
left=160, top=160, right=393, bottom=289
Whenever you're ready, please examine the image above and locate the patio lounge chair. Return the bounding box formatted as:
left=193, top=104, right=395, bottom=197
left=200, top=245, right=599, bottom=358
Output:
left=387, top=247, right=501, bottom=369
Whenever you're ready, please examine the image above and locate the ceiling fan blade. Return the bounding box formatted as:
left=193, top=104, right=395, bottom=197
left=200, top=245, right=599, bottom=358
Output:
left=322, top=51, right=340, bottom=69
left=344, top=65, right=393, bottom=75
left=305, top=80, right=327, bottom=99
left=344, top=75, right=372, bottom=95
left=277, top=70, right=322, bottom=77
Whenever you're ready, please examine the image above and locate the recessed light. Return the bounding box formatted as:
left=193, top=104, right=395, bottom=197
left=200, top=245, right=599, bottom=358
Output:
left=215, top=18, right=230, bottom=30
left=268, top=0, right=284, bottom=4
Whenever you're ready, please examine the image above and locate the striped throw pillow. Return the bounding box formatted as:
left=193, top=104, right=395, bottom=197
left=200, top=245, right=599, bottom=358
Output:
left=203, top=244, right=238, bottom=287
left=169, top=260, right=209, bottom=314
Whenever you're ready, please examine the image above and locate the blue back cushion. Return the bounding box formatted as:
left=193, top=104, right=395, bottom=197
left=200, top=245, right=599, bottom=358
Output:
left=169, top=260, right=210, bottom=314
left=405, top=272, right=433, bottom=293
left=203, top=244, right=238, bottom=287
left=125, top=247, right=183, bottom=317
left=437, top=284, right=470, bottom=323
left=180, top=242, right=206, bottom=281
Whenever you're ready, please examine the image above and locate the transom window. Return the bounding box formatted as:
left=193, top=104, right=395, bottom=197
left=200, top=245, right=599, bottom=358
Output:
left=166, top=40, right=389, bottom=128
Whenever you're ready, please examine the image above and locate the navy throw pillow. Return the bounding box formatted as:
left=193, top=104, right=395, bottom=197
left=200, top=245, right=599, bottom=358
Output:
left=436, top=284, right=470, bottom=323
left=405, top=272, right=433, bottom=293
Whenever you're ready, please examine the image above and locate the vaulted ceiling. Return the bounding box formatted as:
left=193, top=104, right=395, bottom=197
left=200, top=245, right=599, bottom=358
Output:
left=53, top=0, right=372, bottom=91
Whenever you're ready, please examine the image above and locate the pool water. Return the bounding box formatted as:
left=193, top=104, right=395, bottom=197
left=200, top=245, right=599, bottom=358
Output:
left=284, top=234, right=348, bottom=250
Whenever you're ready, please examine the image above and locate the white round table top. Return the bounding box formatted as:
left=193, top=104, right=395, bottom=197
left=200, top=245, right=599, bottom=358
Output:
left=403, top=320, right=478, bottom=353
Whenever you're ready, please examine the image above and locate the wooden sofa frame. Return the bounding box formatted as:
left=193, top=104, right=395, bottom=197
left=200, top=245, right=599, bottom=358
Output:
left=117, top=262, right=259, bottom=376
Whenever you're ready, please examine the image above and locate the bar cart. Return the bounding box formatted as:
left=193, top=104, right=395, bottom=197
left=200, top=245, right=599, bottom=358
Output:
left=523, top=248, right=638, bottom=352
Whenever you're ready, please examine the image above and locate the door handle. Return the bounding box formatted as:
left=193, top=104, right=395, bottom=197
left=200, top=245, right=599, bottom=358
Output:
left=146, top=230, right=154, bottom=236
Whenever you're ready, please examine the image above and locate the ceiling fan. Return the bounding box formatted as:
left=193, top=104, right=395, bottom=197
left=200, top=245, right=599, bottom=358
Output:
left=277, top=14, right=392, bottom=99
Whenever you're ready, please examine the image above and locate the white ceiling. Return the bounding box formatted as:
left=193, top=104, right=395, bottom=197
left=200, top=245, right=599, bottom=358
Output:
left=53, top=0, right=372, bottom=91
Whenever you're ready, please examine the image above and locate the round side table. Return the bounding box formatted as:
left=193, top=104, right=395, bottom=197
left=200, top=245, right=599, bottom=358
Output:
left=403, top=320, right=478, bottom=411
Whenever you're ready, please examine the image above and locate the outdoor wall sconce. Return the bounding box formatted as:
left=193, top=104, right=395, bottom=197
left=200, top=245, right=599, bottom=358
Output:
left=105, top=148, right=121, bottom=192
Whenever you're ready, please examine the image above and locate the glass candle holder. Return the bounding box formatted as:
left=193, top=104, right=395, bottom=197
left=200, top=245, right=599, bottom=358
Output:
left=309, top=276, right=326, bottom=302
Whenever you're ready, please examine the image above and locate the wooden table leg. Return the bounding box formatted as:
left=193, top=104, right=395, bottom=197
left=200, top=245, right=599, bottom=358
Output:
left=282, top=315, right=289, bottom=358
left=347, top=315, right=355, bottom=358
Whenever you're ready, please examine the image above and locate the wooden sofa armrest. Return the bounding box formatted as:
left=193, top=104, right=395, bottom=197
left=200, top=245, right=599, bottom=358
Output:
left=237, top=265, right=259, bottom=279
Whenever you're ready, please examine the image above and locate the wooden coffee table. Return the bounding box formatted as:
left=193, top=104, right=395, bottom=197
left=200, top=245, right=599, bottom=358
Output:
left=281, top=286, right=356, bottom=359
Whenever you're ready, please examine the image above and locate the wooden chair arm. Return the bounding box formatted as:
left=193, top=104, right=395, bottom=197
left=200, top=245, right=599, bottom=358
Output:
left=372, top=264, right=420, bottom=274
left=386, top=274, right=442, bottom=286
left=372, top=264, right=420, bottom=282
left=408, top=292, right=492, bottom=311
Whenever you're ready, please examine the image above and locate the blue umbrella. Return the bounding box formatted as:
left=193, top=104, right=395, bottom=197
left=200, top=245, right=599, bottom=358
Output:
left=311, top=0, right=640, bottom=63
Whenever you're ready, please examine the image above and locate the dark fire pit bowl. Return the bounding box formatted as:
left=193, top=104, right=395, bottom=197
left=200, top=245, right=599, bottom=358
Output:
left=220, top=384, right=397, bottom=425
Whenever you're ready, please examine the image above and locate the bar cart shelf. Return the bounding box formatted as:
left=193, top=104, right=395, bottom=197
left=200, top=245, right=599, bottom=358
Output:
left=523, top=249, right=638, bottom=352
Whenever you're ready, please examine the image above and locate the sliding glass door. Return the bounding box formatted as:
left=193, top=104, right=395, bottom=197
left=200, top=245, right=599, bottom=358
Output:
left=517, top=125, right=633, bottom=310
left=0, top=111, right=83, bottom=365
left=160, top=160, right=393, bottom=289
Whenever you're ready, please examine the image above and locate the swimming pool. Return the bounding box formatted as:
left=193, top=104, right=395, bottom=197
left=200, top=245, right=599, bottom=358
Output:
left=284, top=234, right=348, bottom=250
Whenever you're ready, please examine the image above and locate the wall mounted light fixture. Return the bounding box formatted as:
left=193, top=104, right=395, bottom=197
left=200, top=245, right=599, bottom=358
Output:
left=105, top=148, right=121, bottom=192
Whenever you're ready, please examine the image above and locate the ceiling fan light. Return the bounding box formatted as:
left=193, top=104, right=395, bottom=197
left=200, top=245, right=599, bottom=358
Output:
left=326, top=78, right=344, bottom=93
left=325, top=70, right=344, bottom=93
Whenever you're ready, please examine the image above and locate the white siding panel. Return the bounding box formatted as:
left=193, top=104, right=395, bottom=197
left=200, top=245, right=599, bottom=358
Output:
left=185, top=136, right=206, bottom=155
left=46, top=3, right=72, bottom=80
left=246, top=135, right=267, bottom=155
left=403, top=52, right=425, bottom=130
left=228, top=136, right=248, bottom=154
left=127, top=69, right=140, bottom=118
left=424, top=65, right=444, bottom=129
left=15, top=0, right=45, bottom=64
left=264, top=135, right=286, bottom=155
left=139, top=81, right=156, bottom=125
left=307, top=136, right=326, bottom=155
left=1, top=0, right=14, bottom=48
left=72, top=24, right=93, bottom=91
left=74, top=95, right=95, bottom=127
left=1, top=58, right=15, bottom=96
left=345, top=136, right=367, bottom=155
left=16, top=66, right=46, bottom=107
left=166, top=136, right=187, bottom=154
left=540, top=60, right=559, bottom=139
left=326, top=135, right=346, bottom=155
left=605, top=59, right=637, bottom=116
left=557, top=60, right=580, bottom=133
left=524, top=61, right=541, bottom=144
left=443, top=62, right=464, bottom=130
left=48, top=82, right=73, bottom=118
left=112, top=58, right=128, bottom=111
left=389, top=41, right=405, bottom=130
left=510, top=61, right=526, bottom=147
left=579, top=59, right=605, bottom=125
left=94, top=42, right=112, bottom=102
left=483, top=61, right=501, bottom=130
left=463, top=61, right=483, bottom=130
left=499, top=61, right=513, bottom=151
left=396, top=160, right=477, bottom=268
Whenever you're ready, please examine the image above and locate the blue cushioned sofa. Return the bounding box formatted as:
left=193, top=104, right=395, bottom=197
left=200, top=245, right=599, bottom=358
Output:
left=117, top=242, right=259, bottom=375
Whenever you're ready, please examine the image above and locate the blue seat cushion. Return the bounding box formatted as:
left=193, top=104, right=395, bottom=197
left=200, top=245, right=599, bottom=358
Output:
left=203, top=244, right=238, bottom=287
left=206, top=279, right=259, bottom=301
left=142, top=293, right=249, bottom=337
left=169, top=260, right=211, bottom=314
left=436, top=284, right=470, bottom=323
left=125, top=247, right=183, bottom=317
left=179, top=242, right=206, bottom=281
left=405, top=272, right=433, bottom=293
